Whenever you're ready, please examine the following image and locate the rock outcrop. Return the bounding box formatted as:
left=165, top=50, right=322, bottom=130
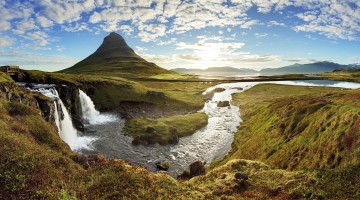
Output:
left=56, top=85, right=84, bottom=131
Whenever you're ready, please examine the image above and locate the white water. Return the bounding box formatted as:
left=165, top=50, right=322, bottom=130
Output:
left=79, top=89, right=116, bottom=125
left=53, top=100, right=60, bottom=133
left=50, top=88, right=96, bottom=150
left=18, top=83, right=96, bottom=150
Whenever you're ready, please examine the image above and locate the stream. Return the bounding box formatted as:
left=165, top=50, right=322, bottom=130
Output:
left=79, top=80, right=360, bottom=177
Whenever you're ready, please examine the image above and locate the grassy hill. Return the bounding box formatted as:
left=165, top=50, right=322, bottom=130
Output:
left=60, top=32, right=173, bottom=77
left=214, top=84, right=360, bottom=170
left=211, top=83, right=360, bottom=198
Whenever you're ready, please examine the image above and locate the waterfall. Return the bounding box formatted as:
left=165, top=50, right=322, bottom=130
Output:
left=51, top=89, right=78, bottom=148
left=53, top=101, right=60, bottom=133
left=79, top=89, right=116, bottom=125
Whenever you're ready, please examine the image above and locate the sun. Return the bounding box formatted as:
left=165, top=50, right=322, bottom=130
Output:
left=198, top=45, right=221, bottom=61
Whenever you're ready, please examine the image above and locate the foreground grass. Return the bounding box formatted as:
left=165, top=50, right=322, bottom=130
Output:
left=124, top=112, right=208, bottom=145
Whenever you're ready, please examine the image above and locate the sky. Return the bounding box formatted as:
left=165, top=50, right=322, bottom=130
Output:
left=0, top=0, right=360, bottom=72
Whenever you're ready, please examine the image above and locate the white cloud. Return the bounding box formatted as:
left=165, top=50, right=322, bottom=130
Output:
left=36, top=15, right=54, bottom=28
left=255, top=33, right=268, bottom=38
left=24, top=31, right=50, bottom=46
left=135, top=46, right=148, bottom=51
left=267, top=20, right=286, bottom=27
left=0, top=35, right=15, bottom=47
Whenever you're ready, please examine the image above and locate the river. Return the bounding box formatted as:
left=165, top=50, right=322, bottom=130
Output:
left=79, top=80, right=360, bottom=177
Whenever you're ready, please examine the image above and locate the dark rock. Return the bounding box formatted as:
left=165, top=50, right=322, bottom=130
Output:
left=56, top=85, right=84, bottom=131
left=155, top=160, right=170, bottom=171
left=235, top=172, right=248, bottom=180
left=10, top=94, right=21, bottom=103
left=132, top=137, right=149, bottom=146
left=25, top=83, right=34, bottom=88
left=217, top=101, right=230, bottom=107
left=146, top=126, right=157, bottom=134
left=146, top=90, right=166, bottom=98
left=168, top=127, right=179, bottom=144
left=189, top=161, right=206, bottom=177
left=178, top=171, right=191, bottom=180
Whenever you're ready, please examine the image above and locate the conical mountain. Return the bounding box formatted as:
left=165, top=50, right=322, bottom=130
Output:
left=61, top=32, right=171, bottom=76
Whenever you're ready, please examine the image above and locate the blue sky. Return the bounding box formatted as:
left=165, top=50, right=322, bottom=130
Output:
left=0, top=0, right=359, bottom=71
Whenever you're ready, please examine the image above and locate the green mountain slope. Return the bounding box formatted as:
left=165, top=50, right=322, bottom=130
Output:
left=61, top=32, right=172, bottom=77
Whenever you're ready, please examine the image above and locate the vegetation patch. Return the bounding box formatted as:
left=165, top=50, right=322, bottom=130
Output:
left=124, top=112, right=208, bottom=145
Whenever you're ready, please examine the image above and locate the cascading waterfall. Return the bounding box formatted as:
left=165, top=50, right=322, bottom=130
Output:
left=51, top=89, right=78, bottom=148
left=18, top=83, right=96, bottom=150
left=79, top=89, right=116, bottom=125
left=53, top=100, right=60, bottom=133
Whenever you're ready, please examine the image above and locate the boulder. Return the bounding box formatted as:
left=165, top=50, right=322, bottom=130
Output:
left=217, top=101, right=230, bottom=107
left=189, top=161, right=206, bottom=177
left=155, top=160, right=170, bottom=171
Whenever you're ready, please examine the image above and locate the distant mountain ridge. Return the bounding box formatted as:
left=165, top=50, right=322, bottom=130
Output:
left=260, top=61, right=350, bottom=75
left=61, top=32, right=171, bottom=76
left=173, top=61, right=359, bottom=76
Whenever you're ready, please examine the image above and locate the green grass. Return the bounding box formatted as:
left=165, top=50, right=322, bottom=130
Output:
left=24, top=70, right=215, bottom=112
left=209, top=83, right=360, bottom=198
left=212, top=84, right=359, bottom=170
left=0, top=72, right=15, bottom=83
left=124, top=112, right=208, bottom=145
left=321, top=68, right=360, bottom=83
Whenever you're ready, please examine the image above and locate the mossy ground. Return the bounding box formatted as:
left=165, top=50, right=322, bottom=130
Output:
left=124, top=112, right=208, bottom=145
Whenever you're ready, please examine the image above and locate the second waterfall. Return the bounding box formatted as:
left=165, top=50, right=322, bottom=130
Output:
left=78, top=89, right=117, bottom=125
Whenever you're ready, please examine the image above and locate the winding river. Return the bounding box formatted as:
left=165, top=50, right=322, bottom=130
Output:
left=79, top=80, right=360, bottom=177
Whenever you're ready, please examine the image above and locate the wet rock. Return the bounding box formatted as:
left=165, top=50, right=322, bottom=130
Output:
left=235, top=172, right=248, bottom=180
left=132, top=137, right=149, bottom=146
left=56, top=85, right=84, bottom=131
left=168, top=127, right=179, bottom=144
left=25, top=83, right=34, bottom=89
left=217, top=101, right=230, bottom=107
left=155, top=160, right=170, bottom=171
left=146, top=90, right=166, bottom=98
left=190, top=161, right=206, bottom=177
